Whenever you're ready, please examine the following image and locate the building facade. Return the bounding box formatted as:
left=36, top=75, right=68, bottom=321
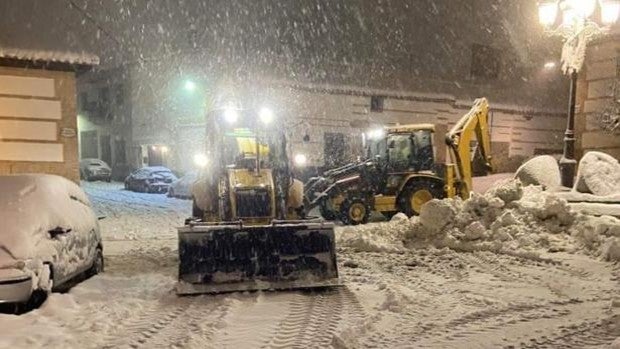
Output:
left=76, top=67, right=133, bottom=180
left=576, top=34, right=620, bottom=159
left=0, top=49, right=98, bottom=182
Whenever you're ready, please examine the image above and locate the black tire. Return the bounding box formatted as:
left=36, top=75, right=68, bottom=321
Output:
left=340, top=198, right=371, bottom=225
left=399, top=179, right=445, bottom=217
left=105, top=177, right=111, bottom=183
left=319, top=201, right=337, bottom=220
left=192, top=199, right=204, bottom=218
left=87, top=248, right=104, bottom=277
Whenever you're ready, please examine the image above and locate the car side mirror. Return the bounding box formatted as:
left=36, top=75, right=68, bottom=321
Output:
left=49, top=227, right=72, bottom=238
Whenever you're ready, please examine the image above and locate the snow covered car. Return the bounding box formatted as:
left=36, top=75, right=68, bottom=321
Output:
left=80, top=158, right=112, bottom=182
left=124, top=166, right=178, bottom=193
left=0, top=175, right=104, bottom=305
left=167, top=171, right=198, bottom=199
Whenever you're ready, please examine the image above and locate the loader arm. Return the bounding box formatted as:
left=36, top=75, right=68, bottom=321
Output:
left=445, top=98, right=493, bottom=199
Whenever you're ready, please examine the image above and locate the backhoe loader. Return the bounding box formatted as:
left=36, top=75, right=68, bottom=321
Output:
left=176, top=107, right=339, bottom=295
left=305, top=98, right=493, bottom=225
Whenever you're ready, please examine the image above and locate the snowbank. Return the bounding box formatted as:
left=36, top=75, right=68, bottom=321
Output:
left=338, top=178, right=620, bottom=262
left=574, top=151, right=620, bottom=196
left=337, top=219, right=409, bottom=253
left=514, top=155, right=561, bottom=189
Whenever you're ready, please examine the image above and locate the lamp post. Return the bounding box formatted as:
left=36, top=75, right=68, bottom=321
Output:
left=538, top=0, right=619, bottom=187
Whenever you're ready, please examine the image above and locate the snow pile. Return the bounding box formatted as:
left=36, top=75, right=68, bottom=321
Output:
left=405, top=179, right=620, bottom=261
left=514, top=155, right=561, bottom=189
left=406, top=180, right=620, bottom=261
left=337, top=219, right=409, bottom=253
left=573, top=151, right=620, bottom=196
left=337, top=178, right=620, bottom=261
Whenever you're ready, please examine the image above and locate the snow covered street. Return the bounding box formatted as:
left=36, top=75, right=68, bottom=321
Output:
left=1, top=181, right=619, bottom=348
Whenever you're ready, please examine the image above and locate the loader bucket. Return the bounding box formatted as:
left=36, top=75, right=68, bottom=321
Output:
left=176, top=220, right=340, bottom=295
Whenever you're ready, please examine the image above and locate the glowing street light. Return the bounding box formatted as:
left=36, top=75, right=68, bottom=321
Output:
left=539, top=1, right=559, bottom=26
left=538, top=0, right=620, bottom=187
left=193, top=153, right=208, bottom=168
left=184, top=80, right=197, bottom=92
left=294, top=154, right=307, bottom=166
left=223, top=105, right=239, bottom=124
left=259, top=107, right=274, bottom=124
left=602, top=0, right=620, bottom=24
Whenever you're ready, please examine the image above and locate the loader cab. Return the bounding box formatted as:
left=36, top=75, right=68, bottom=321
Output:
left=385, top=128, right=435, bottom=173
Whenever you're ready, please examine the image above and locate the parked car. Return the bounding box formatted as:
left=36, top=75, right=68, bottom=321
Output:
left=167, top=171, right=198, bottom=199
left=80, top=158, right=112, bottom=182
left=124, top=166, right=178, bottom=193
left=0, top=174, right=104, bottom=307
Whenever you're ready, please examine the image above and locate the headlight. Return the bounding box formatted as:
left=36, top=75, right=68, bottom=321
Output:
left=294, top=154, right=307, bottom=166
left=194, top=153, right=208, bottom=168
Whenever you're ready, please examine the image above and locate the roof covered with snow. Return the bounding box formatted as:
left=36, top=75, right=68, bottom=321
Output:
left=0, top=47, right=100, bottom=66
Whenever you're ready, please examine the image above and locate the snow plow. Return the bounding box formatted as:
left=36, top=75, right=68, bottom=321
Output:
left=176, top=106, right=339, bottom=295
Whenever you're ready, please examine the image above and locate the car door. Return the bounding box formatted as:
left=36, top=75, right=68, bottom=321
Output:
left=50, top=192, right=98, bottom=284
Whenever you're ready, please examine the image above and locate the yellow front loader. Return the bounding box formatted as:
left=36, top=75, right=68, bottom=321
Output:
left=177, top=107, right=339, bottom=295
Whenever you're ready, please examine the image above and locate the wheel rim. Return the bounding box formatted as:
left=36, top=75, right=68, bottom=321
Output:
left=348, top=202, right=367, bottom=223
left=411, top=189, right=433, bottom=214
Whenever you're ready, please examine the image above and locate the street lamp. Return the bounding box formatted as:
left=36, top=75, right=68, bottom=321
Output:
left=259, top=107, right=274, bottom=125
left=538, top=0, right=619, bottom=187
left=184, top=80, right=197, bottom=92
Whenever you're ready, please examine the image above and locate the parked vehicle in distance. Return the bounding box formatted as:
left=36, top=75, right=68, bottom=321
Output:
left=80, top=158, right=112, bottom=182
left=167, top=171, right=198, bottom=199
left=0, top=175, right=104, bottom=308
left=124, top=166, right=178, bottom=193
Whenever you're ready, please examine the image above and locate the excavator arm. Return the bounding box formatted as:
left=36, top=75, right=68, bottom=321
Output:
left=445, top=98, right=494, bottom=199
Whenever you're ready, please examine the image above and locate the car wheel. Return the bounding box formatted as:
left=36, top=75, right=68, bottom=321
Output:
left=87, top=248, right=104, bottom=277
left=105, top=177, right=111, bottom=183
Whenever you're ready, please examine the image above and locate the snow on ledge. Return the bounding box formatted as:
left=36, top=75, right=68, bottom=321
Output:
left=0, top=47, right=100, bottom=66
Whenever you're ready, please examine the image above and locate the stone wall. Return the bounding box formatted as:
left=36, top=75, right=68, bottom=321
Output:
left=0, top=66, right=79, bottom=182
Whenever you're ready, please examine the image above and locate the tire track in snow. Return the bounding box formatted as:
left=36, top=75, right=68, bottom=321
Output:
left=100, top=296, right=228, bottom=349
left=512, top=315, right=620, bottom=349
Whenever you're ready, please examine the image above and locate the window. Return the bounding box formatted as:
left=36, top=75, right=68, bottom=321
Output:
left=471, top=44, right=501, bottom=80
left=324, top=132, right=347, bottom=167
left=370, top=96, right=384, bottom=112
